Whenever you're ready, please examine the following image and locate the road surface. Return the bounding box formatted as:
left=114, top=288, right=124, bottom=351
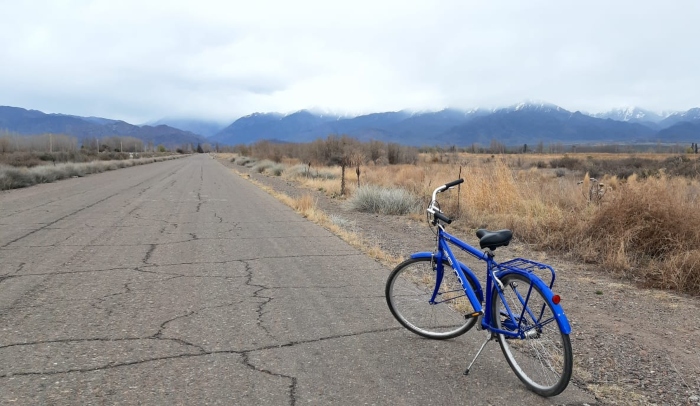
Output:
left=0, top=155, right=595, bottom=404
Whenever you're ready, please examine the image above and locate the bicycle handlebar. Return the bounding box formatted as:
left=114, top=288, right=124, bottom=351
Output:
left=431, top=178, right=463, bottom=202
left=433, top=211, right=452, bottom=224
left=428, top=179, right=463, bottom=225
left=444, top=178, right=464, bottom=189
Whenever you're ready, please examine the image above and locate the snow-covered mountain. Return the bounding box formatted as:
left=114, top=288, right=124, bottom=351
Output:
left=592, top=107, right=666, bottom=123
left=503, top=101, right=566, bottom=114
left=660, top=108, right=700, bottom=127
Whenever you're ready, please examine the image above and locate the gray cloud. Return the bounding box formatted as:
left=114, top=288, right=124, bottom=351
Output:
left=1, top=0, right=698, bottom=123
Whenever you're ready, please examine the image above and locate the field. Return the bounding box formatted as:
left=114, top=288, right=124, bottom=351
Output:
left=225, top=151, right=700, bottom=296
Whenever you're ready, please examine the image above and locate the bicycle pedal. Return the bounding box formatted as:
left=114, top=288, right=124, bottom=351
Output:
left=469, top=312, right=484, bottom=330
left=464, top=311, right=482, bottom=320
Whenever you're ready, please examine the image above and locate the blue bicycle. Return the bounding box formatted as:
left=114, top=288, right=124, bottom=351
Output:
left=385, top=179, right=573, bottom=397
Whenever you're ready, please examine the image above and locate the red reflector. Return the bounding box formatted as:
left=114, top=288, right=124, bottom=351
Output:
left=552, top=295, right=561, bottom=305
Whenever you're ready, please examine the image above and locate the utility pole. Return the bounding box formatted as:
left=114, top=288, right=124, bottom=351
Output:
left=49, top=134, right=53, bottom=153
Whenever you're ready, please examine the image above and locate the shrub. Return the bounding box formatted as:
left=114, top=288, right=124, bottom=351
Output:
left=346, top=185, right=420, bottom=215
left=251, top=159, right=274, bottom=173
left=268, top=163, right=284, bottom=176
left=286, top=164, right=311, bottom=178
left=0, top=165, right=36, bottom=189
left=234, top=156, right=252, bottom=166
left=549, top=156, right=581, bottom=171
left=328, top=214, right=354, bottom=229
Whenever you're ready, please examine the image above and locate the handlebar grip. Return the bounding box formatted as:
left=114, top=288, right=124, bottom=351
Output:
left=433, top=211, right=452, bottom=224
left=444, top=179, right=464, bottom=189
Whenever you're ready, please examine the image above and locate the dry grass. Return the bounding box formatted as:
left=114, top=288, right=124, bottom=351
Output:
left=584, top=174, right=700, bottom=293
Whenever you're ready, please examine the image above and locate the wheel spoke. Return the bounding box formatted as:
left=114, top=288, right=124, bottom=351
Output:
left=492, top=273, right=572, bottom=396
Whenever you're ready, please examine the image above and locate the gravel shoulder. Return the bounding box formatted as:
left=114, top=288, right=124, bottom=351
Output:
left=219, top=157, right=700, bottom=406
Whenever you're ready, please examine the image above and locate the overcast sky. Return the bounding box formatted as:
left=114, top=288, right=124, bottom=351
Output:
left=1, top=0, right=699, bottom=124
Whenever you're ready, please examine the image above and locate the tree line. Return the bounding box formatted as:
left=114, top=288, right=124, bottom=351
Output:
left=231, top=135, right=419, bottom=166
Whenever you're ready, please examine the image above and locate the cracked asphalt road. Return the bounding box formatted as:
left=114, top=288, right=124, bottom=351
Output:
left=0, top=155, right=596, bottom=405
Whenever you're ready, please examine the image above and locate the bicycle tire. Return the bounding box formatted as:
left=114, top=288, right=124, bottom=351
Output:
left=491, top=272, right=573, bottom=397
left=386, top=257, right=478, bottom=339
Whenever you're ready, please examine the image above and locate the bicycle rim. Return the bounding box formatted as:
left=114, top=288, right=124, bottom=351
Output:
left=492, top=273, right=572, bottom=397
left=386, top=257, right=476, bottom=339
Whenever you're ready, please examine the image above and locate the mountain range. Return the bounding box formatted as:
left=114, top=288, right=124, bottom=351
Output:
left=207, top=103, right=700, bottom=146
left=0, top=106, right=208, bottom=148
left=2, top=103, right=699, bottom=148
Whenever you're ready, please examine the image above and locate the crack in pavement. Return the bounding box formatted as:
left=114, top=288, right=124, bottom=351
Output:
left=242, top=351, right=297, bottom=406
left=89, top=278, right=146, bottom=317
left=196, top=192, right=203, bottom=213
left=143, top=244, right=156, bottom=265
left=3, top=262, right=27, bottom=276
left=0, top=266, right=248, bottom=283
left=150, top=311, right=208, bottom=354
left=195, top=168, right=204, bottom=213
left=0, top=326, right=405, bottom=391
left=0, top=336, right=197, bottom=351
left=149, top=299, right=255, bottom=354
left=242, top=260, right=275, bottom=338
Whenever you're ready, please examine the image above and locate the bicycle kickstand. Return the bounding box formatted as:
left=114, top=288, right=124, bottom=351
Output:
left=464, top=331, right=494, bottom=376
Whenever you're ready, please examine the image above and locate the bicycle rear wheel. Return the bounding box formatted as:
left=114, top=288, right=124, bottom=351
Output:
left=386, top=257, right=477, bottom=339
left=491, top=273, right=572, bottom=397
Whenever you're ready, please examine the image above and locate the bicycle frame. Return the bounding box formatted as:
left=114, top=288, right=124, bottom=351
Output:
left=410, top=225, right=571, bottom=338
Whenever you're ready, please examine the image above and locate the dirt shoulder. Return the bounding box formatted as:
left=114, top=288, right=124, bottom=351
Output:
left=218, top=157, right=700, bottom=406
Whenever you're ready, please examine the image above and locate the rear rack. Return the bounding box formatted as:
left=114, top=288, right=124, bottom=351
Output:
left=497, top=258, right=556, bottom=289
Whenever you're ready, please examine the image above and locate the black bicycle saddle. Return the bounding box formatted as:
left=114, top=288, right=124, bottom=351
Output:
left=475, top=229, right=513, bottom=250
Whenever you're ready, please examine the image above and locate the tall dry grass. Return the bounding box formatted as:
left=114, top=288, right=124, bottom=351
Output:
left=582, top=174, right=700, bottom=293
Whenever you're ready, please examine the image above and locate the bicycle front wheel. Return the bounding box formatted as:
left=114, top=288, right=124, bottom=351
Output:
left=491, top=273, right=573, bottom=397
left=386, top=257, right=477, bottom=339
